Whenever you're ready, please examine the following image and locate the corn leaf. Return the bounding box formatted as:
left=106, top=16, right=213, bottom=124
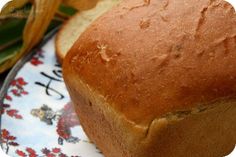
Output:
left=0, top=18, right=26, bottom=46
left=58, top=4, right=78, bottom=16
left=0, top=42, right=22, bottom=65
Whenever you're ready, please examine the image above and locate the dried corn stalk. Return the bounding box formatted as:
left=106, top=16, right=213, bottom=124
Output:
left=63, top=0, right=99, bottom=10
left=22, top=0, right=62, bottom=52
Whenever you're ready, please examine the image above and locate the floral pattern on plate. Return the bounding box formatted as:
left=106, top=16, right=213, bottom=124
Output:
left=0, top=36, right=103, bottom=157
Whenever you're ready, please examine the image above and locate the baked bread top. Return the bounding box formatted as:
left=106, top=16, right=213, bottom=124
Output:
left=64, top=0, right=236, bottom=125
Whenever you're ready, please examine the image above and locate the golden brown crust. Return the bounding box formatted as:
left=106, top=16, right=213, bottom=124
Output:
left=64, top=0, right=236, bottom=125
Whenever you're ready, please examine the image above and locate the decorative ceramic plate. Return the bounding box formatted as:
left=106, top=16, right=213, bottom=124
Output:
left=0, top=30, right=103, bottom=157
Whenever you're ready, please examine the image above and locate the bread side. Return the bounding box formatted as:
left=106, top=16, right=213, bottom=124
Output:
left=56, top=0, right=120, bottom=63
left=64, top=70, right=236, bottom=157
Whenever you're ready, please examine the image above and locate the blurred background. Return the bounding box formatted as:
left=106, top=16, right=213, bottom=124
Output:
left=0, top=0, right=99, bottom=88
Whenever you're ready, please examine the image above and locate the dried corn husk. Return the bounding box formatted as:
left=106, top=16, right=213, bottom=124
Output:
left=63, top=0, right=99, bottom=10
left=21, top=0, right=62, bottom=52
left=0, top=0, right=29, bottom=15
left=0, top=0, right=61, bottom=73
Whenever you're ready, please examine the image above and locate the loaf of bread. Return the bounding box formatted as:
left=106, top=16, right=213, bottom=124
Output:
left=63, top=0, right=236, bottom=156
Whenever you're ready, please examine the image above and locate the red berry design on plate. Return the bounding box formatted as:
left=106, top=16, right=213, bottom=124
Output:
left=30, top=49, right=44, bottom=66
left=52, top=148, right=61, bottom=154
left=5, top=94, right=12, bottom=101
left=31, top=57, right=43, bottom=66
left=8, top=142, right=19, bottom=146
left=2, top=77, right=27, bottom=119
left=7, top=110, right=23, bottom=119
left=2, top=129, right=10, bottom=138
left=42, top=148, right=51, bottom=155
left=9, top=77, right=28, bottom=97
left=17, top=77, right=28, bottom=86
left=16, top=150, right=27, bottom=157
left=1, top=129, right=19, bottom=153
left=15, top=148, right=39, bottom=157
left=11, top=142, right=78, bottom=157
left=47, top=153, right=56, bottom=157
left=26, top=147, right=37, bottom=155
left=2, top=104, right=10, bottom=108
left=0, top=103, right=10, bottom=115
